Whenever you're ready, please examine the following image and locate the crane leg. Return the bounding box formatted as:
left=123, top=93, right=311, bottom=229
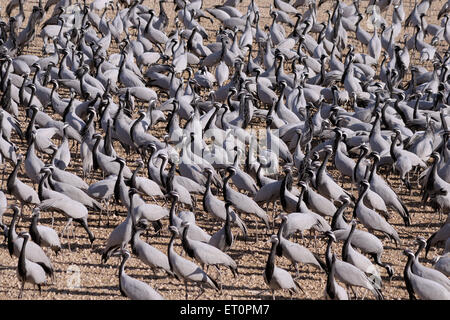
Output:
left=51, top=211, right=55, bottom=228
left=294, top=262, right=299, bottom=278
left=407, top=172, right=412, bottom=196
left=18, top=281, right=25, bottom=299
left=271, top=201, right=278, bottom=233
left=184, top=281, right=189, bottom=300
left=214, top=266, right=223, bottom=294
left=268, top=201, right=275, bottom=231
left=361, top=289, right=368, bottom=300
left=16, top=203, right=24, bottom=227
left=195, top=285, right=206, bottom=300
left=71, top=222, right=75, bottom=246
left=1, top=163, right=6, bottom=188
left=256, top=288, right=268, bottom=297
left=254, top=217, right=259, bottom=242
left=98, top=206, right=103, bottom=227
left=193, top=196, right=197, bottom=212
left=350, top=286, right=358, bottom=300
left=61, top=218, right=73, bottom=251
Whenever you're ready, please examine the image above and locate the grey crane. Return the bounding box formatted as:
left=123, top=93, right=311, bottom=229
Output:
left=365, top=154, right=411, bottom=225
left=168, top=191, right=210, bottom=243
left=159, top=156, right=194, bottom=208
left=29, top=207, right=61, bottom=255
left=92, top=133, right=133, bottom=179
left=119, top=250, right=164, bottom=300
left=131, top=160, right=164, bottom=199
left=45, top=163, right=89, bottom=191
left=390, top=129, right=426, bottom=192
left=46, top=167, right=103, bottom=212
left=332, top=200, right=394, bottom=279
left=208, top=201, right=234, bottom=252
left=276, top=214, right=327, bottom=276
left=38, top=169, right=95, bottom=247
left=403, top=249, right=450, bottom=300
left=24, top=131, right=45, bottom=184
left=342, top=220, right=383, bottom=289
left=8, top=205, right=54, bottom=279
left=358, top=152, right=390, bottom=219
left=131, top=193, right=169, bottom=228
left=7, top=155, right=40, bottom=216
left=222, top=166, right=269, bottom=238
left=203, top=168, right=248, bottom=236
left=87, top=175, right=116, bottom=207
left=16, top=232, right=47, bottom=298
left=298, top=180, right=336, bottom=218
left=167, top=226, right=220, bottom=300
left=229, top=148, right=258, bottom=196
left=0, top=190, right=7, bottom=236
left=144, top=9, right=169, bottom=50
left=411, top=236, right=450, bottom=292
left=315, top=146, right=353, bottom=204
left=354, top=181, right=401, bottom=246
left=101, top=188, right=140, bottom=263
left=112, top=157, right=131, bottom=209
left=432, top=238, right=450, bottom=276
left=325, top=253, right=349, bottom=300
left=157, top=152, right=206, bottom=195
left=131, top=219, right=173, bottom=276
left=181, top=221, right=238, bottom=286
left=332, top=128, right=356, bottom=189
left=324, top=231, right=384, bottom=300
left=263, top=235, right=304, bottom=300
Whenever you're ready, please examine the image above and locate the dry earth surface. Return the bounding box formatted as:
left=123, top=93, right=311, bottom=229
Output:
left=0, top=0, right=448, bottom=300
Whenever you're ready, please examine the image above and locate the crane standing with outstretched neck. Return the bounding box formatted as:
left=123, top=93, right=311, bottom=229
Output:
left=17, top=232, right=47, bottom=298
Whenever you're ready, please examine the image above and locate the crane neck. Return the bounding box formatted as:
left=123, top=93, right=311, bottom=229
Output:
left=18, top=235, right=29, bottom=279
left=264, top=240, right=277, bottom=284
left=118, top=254, right=128, bottom=296
left=279, top=172, right=291, bottom=211
left=30, top=214, right=41, bottom=245
left=167, top=233, right=177, bottom=273
left=403, top=253, right=416, bottom=300
left=296, top=183, right=306, bottom=212
left=331, top=202, right=349, bottom=230
left=354, top=185, right=369, bottom=218
left=25, top=108, right=38, bottom=143
left=414, top=241, right=425, bottom=259
left=7, top=208, right=20, bottom=256
left=317, top=150, right=331, bottom=180
left=7, top=158, right=22, bottom=193
left=130, top=113, right=144, bottom=144
left=276, top=219, right=286, bottom=257
left=326, top=255, right=337, bottom=299
left=181, top=224, right=195, bottom=258
left=342, top=223, right=356, bottom=262
left=325, top=237, right=333, bottom=271
left=166, top=162, right=176, bottom=192
left=222, top=172, right=234, bottom=202
left=224, top=205, right=233, bottom=247
left=368, top=158, right=379, bottom=184
left=353, top=148, right=368, bottom=183
left=159, top=157, right=168, bottom=190
left=390, top=135, right=399, bottom=163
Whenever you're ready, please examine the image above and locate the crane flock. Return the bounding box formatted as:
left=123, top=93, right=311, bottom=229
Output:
left=0, top=0, right=449, bottom=300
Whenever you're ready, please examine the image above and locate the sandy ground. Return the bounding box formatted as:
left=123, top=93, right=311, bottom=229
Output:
left=0, top=0, right=448, bottom=300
